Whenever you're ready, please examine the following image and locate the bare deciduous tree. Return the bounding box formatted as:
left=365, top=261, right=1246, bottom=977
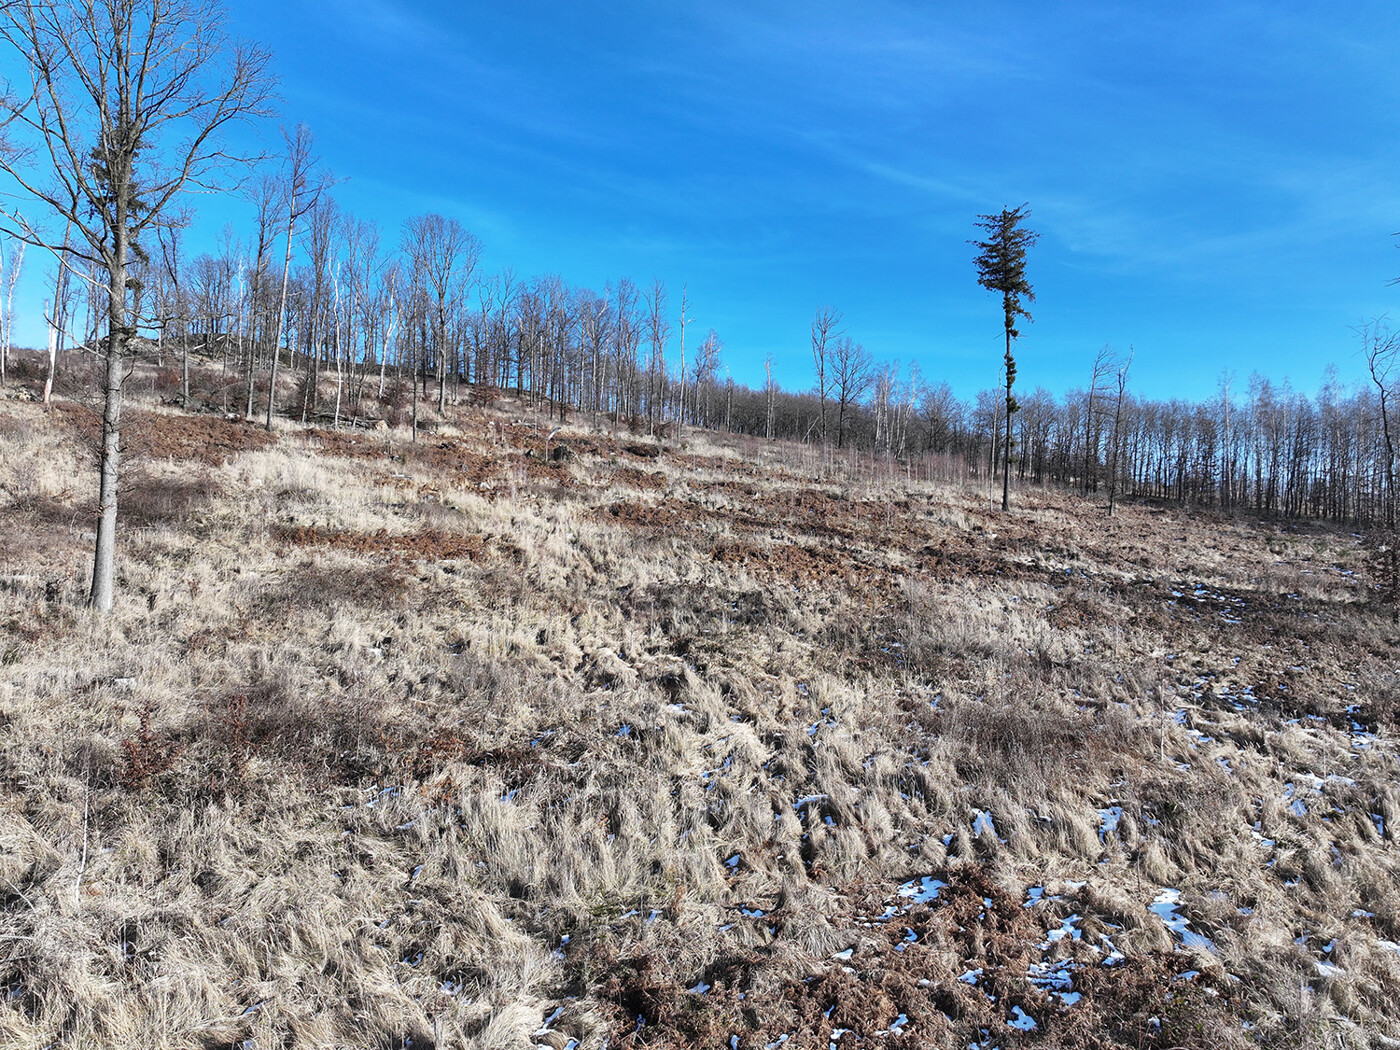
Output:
left=402, top=213, right=481, bottom=418
left=1363, top=320, right=1400, bottom=527
left=1083, top=344, right=1116, bottom=494
left=644, top=280, right=669, bottom=436
left=830, top=335, right=872, bottom=449
left=1107, top=348, right=1133, bottom=516
left=810, top=306, right=841, bottom=446
left=0, top=236, right=22, bottom=386
left=267, top=124, right=330, bottom=432
left=0, top=0, right=274, bottom=611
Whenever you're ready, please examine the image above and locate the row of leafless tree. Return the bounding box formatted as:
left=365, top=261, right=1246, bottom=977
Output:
left=37, top=176, right=1400, bottom=524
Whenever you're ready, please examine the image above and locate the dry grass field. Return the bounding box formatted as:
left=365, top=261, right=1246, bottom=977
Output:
left=4, top=365, right=1400, bottom=1048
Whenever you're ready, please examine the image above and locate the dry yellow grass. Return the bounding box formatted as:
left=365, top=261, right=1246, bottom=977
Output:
left=3, top=371, right=1400, bottom=1049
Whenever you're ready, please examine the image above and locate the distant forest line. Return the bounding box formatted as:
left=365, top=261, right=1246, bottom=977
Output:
left=13, top=184, right=1400, bottom=528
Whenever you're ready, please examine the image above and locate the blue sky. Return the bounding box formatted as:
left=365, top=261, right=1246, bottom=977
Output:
left=12, top=0, right=1400, bottom=402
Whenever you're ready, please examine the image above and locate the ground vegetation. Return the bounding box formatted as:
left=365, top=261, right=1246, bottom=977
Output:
left=2, top=357, right=1400, bottom=1047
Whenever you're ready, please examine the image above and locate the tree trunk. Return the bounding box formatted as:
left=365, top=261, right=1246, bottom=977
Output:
left=89, top=234, right=127, bottom=613
left=265, top=206, right=296, bottom=432
left=43, top=297, right=57, bottom=406
left=1002, top=332, right=1013, bottom=513
left=437, top=309, right=448, bottom=416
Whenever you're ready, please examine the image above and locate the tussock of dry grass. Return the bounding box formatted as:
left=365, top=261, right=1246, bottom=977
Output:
left=5, top=375, right=1400, bottom=1048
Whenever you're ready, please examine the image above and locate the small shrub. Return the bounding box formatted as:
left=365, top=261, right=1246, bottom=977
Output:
left=120, top=701, right=181, bottom=791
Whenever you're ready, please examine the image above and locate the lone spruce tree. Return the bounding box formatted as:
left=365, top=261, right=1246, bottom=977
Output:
left=972, top=205, right=1038, bottom=512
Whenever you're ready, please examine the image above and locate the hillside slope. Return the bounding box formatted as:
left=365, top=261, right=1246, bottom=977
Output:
left=2, top=387, right=1400, bottom=1049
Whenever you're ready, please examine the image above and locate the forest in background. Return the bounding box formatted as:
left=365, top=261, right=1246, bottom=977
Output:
left=4, top=183, right=1398, bottom=527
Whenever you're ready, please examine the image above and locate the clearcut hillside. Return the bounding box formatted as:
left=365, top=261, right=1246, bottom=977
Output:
left=2, top=361, right=1400, bottom=1050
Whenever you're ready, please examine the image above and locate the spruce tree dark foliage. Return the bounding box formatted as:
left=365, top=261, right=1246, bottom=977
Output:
left=971, top=205, right=1039, bottom=512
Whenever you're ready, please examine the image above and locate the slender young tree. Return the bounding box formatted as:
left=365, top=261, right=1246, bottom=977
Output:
left=971, top=204, right=1039, bottom=511
left=676, top=285, right=690, bottom=426
left=644, top=280, right=669, bottom=435
left=0, top=236, right=22, bottom=386
left=0, top=0, right=274, bottom=612
left=1364, top=320, right=1400, bottom=527
left=830, top=335, right=872, bottom=450
left=244, top=175, right=280, bottom=418
left=267, top=124, right=329, bottom=432
left=41, top=233, right=69, bottom=405
left=764, top=354, right=776, bottom=441
left=810, top=306, right=841, bottom=446
left=1107, top=348, right=1133, bottom=516
left=155, top=218, right=192, bottom=408
left=1083, top=344, right=1116, bottom=493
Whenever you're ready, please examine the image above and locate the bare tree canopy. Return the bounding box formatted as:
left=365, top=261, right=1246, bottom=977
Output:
left=402, top=212, right=482, bottom=418
left=0, top=0, right=275, bottom=263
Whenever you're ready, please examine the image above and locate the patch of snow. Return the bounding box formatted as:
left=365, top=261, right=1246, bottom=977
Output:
left=1027, top=961, right=1074, bottom=991
left=972, top=810, right=1000, bottom=840
left=535, top=1007, right=565, bottom=1034
left=1007, top=1006, right=1037, bottom=1032
left=1097, top=806, right=1123, bottom=841
left=1150, top=889, right=1215, bottom=953
left=897, top=876, right=947, bottom=904
left=1043, top=914, right=1083, bottom=946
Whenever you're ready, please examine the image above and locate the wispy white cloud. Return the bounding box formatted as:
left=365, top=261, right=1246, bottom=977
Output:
left=324, top=0, right=439, bottom=49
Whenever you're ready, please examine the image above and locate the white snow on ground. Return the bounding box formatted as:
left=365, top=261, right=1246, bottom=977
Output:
left=1097, top=806, right=1123, bottom=840
left=1008, top=1006, right=1037, bottom=1031
left=897, top=875, right=947, bottom=904
left=1150, top=889, right=1216, bottom=952
left=1042, top=914, right=1083, bottom=947
left=972, top=809, right=1001, bottom=840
